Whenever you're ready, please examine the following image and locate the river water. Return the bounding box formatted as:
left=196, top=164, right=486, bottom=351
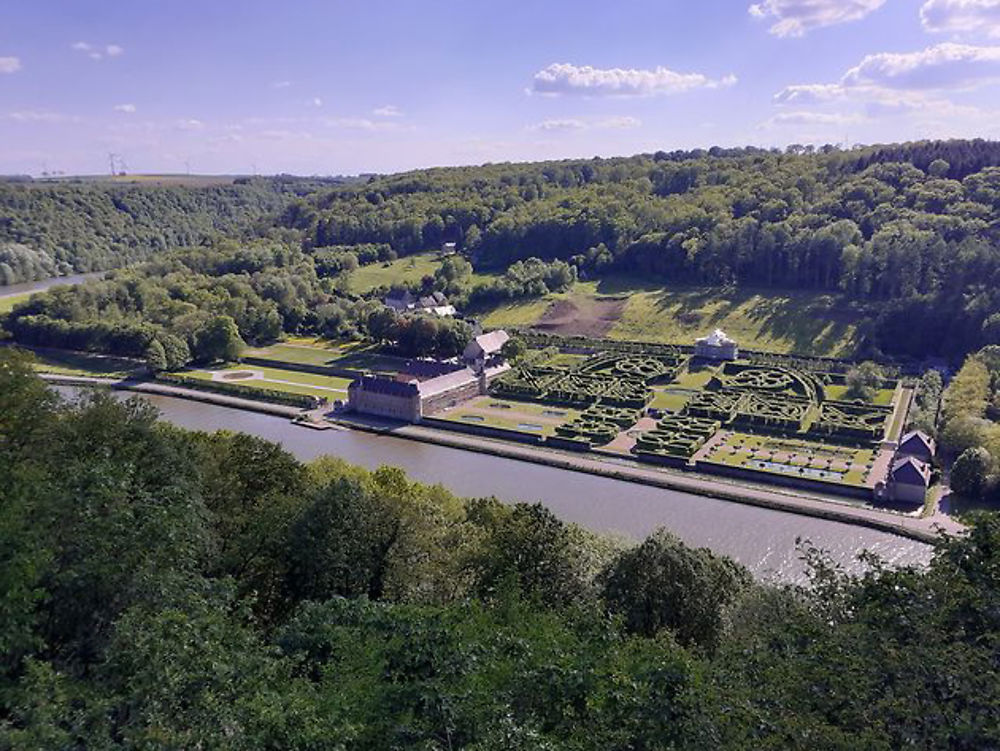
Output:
left=55, top=386, right=932, bottom=582
left=0, top=271, right=105, bottom=298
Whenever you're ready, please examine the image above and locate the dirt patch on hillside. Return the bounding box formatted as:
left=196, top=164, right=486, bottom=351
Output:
left=532, top=297, right=626, bottom=338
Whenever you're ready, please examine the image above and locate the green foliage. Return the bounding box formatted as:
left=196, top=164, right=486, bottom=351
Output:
left=600, top=529, right=752, bottom=650
left=845, top=360, right=884, bottom=401
left=8, top=357, right=1000, bottom=748
left=951, top=447, right=995, bottom=498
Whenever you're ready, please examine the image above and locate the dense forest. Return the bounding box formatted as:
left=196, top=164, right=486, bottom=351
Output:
left=4, top=139, right=1000, bottom=360
left=2, top=350, right=1000, bottom=748
left=0, top=177, right=327, bottom=284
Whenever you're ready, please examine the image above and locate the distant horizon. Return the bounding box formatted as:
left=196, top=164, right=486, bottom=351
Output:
left=3, top=0, right=1000, bottom=176
left=9, top=135, right=1000, bottom=181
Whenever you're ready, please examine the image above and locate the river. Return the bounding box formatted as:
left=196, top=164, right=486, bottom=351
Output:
left=56, top=386, right=933, bottom=582
left=0, top=271, right=105, bottom=298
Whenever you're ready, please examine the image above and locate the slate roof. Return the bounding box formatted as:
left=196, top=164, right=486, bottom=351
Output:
left=891, top=456, right=931, bottom=487
left=350, top=375, right=419, bottom=398
left=899, top=430, right=935, bottom=455
left=466, top=330, right=509, bottom=358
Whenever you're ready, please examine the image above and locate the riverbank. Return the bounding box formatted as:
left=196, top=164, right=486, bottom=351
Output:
left=44, top=372, right=961, bottom=544
left=332, top=413, right=958, bottom=545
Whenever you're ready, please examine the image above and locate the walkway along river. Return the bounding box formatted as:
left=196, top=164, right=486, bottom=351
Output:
left=55, top=384, right=933, bottom=582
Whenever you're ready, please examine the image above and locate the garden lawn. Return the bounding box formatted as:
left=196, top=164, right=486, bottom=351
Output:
left=824, top=384, right=896, bottom=406
left=185, top=363, right=353, bottom=400
left=650, top=387, right=694, bottom=412
left=25, top=348, right=143, bottom=378
left=435, top=395, right=582, bottom=438
left=245, top=339, right=409, bottom=375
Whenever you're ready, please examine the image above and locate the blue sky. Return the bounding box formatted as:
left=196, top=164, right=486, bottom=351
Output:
left=2, top=0, right=1000, bottom=175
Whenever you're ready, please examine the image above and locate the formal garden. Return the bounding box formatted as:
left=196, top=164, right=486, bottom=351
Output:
left=476, top=333, right=906, bottom=493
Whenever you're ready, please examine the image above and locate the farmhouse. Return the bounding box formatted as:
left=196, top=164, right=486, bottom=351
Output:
left=897, top=430, right=935, bottom=463
left=464, top=330, right=509, bottom=366
left=384, top=290, right=453, bottom=315
left=695, top=329, right=738, bottom=361
left=888, top=456, right=931, bottom=506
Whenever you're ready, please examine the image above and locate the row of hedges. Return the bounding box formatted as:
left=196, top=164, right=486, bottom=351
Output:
left=157, top=373, right=321, bottom=409
left=490, top=367, right=651, bottom=409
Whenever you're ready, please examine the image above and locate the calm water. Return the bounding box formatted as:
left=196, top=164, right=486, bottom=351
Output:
left=0, top=271, right=105, bottom=297
left=57, top=386, right=932, bottom=582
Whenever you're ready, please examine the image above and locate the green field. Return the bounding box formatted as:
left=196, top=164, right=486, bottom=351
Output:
left=347, top=253, right=443, bottom=294
left=245, top=338, right=409, bottom=374
left=0, top=292, right=32, bottom=313
left=480, top=276, right=864, bottom=357
left=649, top=387, right=695, bottom=412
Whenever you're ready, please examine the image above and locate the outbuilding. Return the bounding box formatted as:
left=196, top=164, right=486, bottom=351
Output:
left=897, top=430, right=935, bottom=463
left=888, top=456, right=931, bottom=506
left=695, top=329, right=738, bottom=361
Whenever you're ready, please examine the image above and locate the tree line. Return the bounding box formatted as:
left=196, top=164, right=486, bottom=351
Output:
left=3, top=351, right=1000, bottom=748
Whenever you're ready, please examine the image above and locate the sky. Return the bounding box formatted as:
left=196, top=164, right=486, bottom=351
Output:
left=2, top=0, right=1000, bottom=176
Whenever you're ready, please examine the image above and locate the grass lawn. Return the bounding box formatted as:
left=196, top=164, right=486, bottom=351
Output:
left=481, top=298, right=551, bottom=328
left=245, top=339, right=409, bottom=374
left=671, top=366, right=718, bottom=390
left=0, top=292, right=32, bottom=313
left=477, top=274, right=864, bottom=356
left=650, top=387, right=694, bottom=412
left=25, top=348, right=143, bottom=378
left=347, top=253, right=442, bottom=294
left=184, top=363, right=353, bottom=400
left=435, top=395, right=582, bottom=438
left=824, top=384, right=896, bottom=406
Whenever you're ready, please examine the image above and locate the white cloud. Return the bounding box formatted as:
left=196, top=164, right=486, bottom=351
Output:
left=764, top=110, right=863, bottom=127
left=176, top=119, right=204, bottom=131
left=528, top=115, right=642, bottom=132
left=921, top=0, right=1000, bottom=37
left=5, top=110, right=79, bottom=123
left=373, top=104, right=401, bottom=117
left=531, top=62, right=736, bottom=97
left=323, top=117, right=407, bottom=132
left=307, top=97, right=323, bottom=107
left=113, top=103, right=136, bottom=114
left=842, top=42, right=1000, bottom=89
left=271, top=80, right=292, bottom=89
left=773, top=83, right=846, bottom=103
left=0, top=56, right=20, bottom=73
left=748, top=0, right=887, bottom=37
left=71, top=41, right=123, bottom=61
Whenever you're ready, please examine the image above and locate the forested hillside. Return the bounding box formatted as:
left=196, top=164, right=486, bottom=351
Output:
left=3, top=350, right=1000, bottom=749
left=4, top=139, right=1000, bottom=359
left=0, top=177, right=325, bottom=284
left=278, top=139, right=1000, bottom=359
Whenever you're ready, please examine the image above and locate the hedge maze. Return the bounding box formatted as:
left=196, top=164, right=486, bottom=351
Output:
left=555, top=405, right=641, bottom=446
left=808, top=400, right=893, bottom=444
left=633, top=415, right=721, bottom=459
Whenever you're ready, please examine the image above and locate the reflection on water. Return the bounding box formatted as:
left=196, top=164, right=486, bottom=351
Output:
left=55, top=386, right=932, bottom=583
